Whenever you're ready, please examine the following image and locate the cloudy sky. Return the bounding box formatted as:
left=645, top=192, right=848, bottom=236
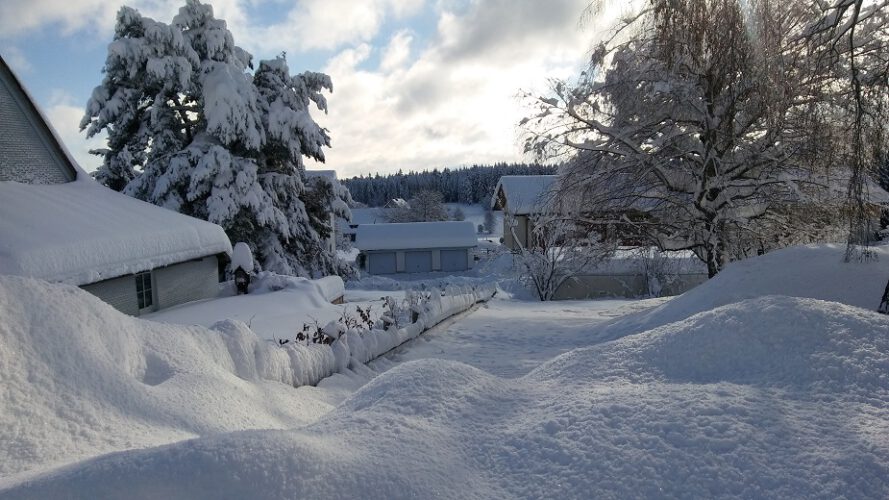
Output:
left=0, top=0, right=601, bottom=178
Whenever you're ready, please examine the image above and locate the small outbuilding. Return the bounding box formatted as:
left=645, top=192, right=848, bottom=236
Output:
left=355, top=221, right=478, bottom=274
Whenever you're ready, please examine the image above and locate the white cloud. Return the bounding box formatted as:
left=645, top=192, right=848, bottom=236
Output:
left=380, top=30, right=413, bottom=72
left=4, top=0, right=602, bottom=178
left=0, top=0, right=110, bottom=36
left=0, top=0, right=246, bottom=40
left=44, top=91, right=105, bottom=172
left=0, top=44, right=32, bottom=74
left=231, top=0, right=423, bottom=56
left=313, top=0, right=593, bottom=177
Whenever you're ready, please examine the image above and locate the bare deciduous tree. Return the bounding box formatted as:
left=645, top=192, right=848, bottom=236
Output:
left=509, top=213, right=614, bottom=301
left=387, top=190, right=450, bottom=223
left=523, top=0, right=863, bottom=278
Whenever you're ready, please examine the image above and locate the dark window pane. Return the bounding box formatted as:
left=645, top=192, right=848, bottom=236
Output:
left=136, top=272, right=153, bottom=309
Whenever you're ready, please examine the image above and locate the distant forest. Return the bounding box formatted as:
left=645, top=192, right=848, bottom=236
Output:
left=343, top=163, right=557, bottom=207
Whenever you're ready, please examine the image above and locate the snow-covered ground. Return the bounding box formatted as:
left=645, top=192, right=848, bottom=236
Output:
left=379, top=297, right=665, bottom=377
left=2, top=244, right=889, bottom=498
left=145, top=275, right=347, bottom=341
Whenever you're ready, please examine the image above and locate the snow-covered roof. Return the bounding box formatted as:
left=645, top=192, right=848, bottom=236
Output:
left=355, top=221, right=478, bottom=251
left=350, top=207, right=392, bottom=225
left=0, top=178, right=232, bottom=286
left=491, top=175, right=558, bottom=215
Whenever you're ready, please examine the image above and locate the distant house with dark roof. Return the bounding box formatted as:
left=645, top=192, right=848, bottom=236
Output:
left=0, top=54, right=231, bottom=316
left=355, top=221, right=477, bottom=274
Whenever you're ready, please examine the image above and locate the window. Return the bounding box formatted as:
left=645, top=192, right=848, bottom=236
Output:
left=135, top=271, right=153, bottom=310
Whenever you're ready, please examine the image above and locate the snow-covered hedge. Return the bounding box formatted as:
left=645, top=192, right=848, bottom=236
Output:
left=210, top=284, right=496, bottom=388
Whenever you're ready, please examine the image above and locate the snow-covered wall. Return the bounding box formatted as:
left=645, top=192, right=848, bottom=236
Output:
left=218, top=283, right=496, bottom=388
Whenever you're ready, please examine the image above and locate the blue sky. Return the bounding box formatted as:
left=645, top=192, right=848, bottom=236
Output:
left=1, top=0, right=602, bottom=178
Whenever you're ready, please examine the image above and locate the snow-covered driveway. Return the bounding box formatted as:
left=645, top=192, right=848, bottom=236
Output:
left=379, top=296, right=667, bottom=377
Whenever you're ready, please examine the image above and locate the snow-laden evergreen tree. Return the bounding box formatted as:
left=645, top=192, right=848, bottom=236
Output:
left=303, top=171, right=354, bottom=276
left=81, top=0, right=348, bottom=277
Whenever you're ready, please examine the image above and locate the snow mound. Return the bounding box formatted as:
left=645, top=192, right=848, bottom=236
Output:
left=231, top=242, right=254, bottom=271
left=593, top=243, right=889, bottom=341
left=534, top=296, right=889, bottom=391
left=0, top=275, right=335, bottom=478
left=5, top=293, right=888, bottom=498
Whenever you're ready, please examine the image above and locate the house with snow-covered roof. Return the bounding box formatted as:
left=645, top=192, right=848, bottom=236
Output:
left=355, top=221, right=477, bottom=274
left=339, top=206, right=395, bottom=243
left=491, top=175, right=558, bottom=250
left=0, top=54, right=232, bottom=316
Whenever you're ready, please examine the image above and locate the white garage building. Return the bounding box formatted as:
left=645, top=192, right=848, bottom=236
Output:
left=355, top=221, right=478, bottom=274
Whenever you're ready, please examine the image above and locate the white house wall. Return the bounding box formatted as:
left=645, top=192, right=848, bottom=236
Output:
left=365, top=248, right=473, bottom=274
left=81, top=256, right=221, bottom=316
left=503, top=215, right=529, bottom=250
left=81, top=275, right=141, bottom=316
left=552, top=273, right=709, bottom=300
left=153, top=256, right=220, bottom=310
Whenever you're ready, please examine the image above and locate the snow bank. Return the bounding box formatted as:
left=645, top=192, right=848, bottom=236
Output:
left=5, top=294, right=887, bottom=499
left=231, top=242, right=254, bottom=271
left=592, top=243, right=889, bottom=341
left=0, top=179, right=231, bottom=286
left=145, top=273, right=344, bottom=341
left=0, top=276, right=335, bottom=478
left=313, top=275, right=345, bottom=302
left=0, top=275, right=492, bottom=479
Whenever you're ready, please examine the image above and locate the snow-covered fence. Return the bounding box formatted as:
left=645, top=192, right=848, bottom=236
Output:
left=210, top=284, right=496, bottom=388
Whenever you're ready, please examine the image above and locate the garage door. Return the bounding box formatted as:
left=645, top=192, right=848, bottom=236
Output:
left=440, top=249, right=468, bottom=272
left=367, top=252, right=397, bottom=274
left=404, top=251, right=433, bottom=273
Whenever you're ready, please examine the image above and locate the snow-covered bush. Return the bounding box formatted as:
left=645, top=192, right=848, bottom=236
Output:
left=277, top=285, right=495, bottom=381
left=81, top=0, right=346, bottom=278
left=510, top=214, right=614, bottom=301
left=635, top=247, right=680, bottom=298
left=522, top=0, right=881, bottom=278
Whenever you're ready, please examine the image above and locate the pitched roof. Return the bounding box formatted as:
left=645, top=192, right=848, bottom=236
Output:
left=0, top=179, right=232, bottom=286
left=355, top=221, right=478, bottom=251
left=491, top=175, right=558, bottom=215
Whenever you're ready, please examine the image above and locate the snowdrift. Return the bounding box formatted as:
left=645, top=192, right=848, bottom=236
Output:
left=0, top=275, right=493, bottom=479
left=0, top=275, right=328, bottom=478
left=4, top=295, right=888, bottom=499
left=591, top=243, right=889, bottom=342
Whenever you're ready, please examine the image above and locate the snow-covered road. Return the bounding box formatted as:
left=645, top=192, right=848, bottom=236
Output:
left=377, top=296, right=667, bottom=377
